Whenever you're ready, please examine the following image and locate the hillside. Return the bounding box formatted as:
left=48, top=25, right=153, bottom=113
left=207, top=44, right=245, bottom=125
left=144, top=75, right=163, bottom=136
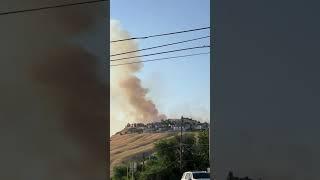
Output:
left=110, top=132, right=175, bottom=175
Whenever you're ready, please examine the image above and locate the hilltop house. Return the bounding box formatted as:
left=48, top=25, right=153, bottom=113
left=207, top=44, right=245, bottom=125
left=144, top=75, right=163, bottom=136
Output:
left=118, top=117, right=209, bottom=135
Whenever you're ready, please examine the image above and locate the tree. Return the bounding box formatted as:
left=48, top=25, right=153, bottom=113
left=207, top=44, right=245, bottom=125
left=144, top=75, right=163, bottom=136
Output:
left=112, top=131, right=210, bottom=180
left=139, top=137, right=181, bottom=180
left=196, top=130, right=210, bottom=169
left=112, top=164, right=127, bottom=180
left=139, top=132, right=208, bottom=179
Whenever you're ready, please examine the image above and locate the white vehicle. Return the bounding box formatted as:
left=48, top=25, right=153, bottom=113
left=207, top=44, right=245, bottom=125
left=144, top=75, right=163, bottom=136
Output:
left=181, top=171, right=211, bottom=180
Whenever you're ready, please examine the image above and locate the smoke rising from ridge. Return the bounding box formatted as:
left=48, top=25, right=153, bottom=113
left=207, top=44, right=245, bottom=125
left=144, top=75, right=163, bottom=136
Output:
left=110, top=20, right=166, bottom=135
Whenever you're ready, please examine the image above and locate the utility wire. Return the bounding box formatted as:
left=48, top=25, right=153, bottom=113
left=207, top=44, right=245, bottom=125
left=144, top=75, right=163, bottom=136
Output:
left=110, top=52, right=210, bottom=67
left=110, top=45, right=210, bottom=62
left=110, top=26, right=210, bottom=43
left=0, top=0, right=107, bottom=16
left=110, top=35, right=210, bottom=57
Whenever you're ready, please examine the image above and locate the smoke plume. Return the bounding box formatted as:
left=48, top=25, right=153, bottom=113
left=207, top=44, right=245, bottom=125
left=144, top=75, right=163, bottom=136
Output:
left=110, top=20, right=166, bottom=135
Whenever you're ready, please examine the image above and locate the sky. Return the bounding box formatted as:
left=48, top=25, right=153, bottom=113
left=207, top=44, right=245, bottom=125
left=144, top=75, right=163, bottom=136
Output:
left=110, top=0, right=210, bottom=127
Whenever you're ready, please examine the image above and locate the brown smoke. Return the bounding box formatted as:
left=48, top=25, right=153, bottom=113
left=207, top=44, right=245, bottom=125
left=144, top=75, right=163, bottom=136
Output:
left=120, top=77, right=162, bottom=121
left=31, top=5, right=107, bottom=179
left=110, top=20, right=166, bottom=135
left=30, top=45, right=106, bottom=157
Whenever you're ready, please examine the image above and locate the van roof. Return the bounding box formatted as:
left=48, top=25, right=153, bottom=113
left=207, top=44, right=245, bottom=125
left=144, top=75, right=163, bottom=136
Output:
left=185, top=171, right=208, bottom=173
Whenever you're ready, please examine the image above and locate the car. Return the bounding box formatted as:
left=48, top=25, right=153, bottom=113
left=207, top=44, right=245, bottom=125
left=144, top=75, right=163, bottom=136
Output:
left=181, top=171, right=211, bottom=180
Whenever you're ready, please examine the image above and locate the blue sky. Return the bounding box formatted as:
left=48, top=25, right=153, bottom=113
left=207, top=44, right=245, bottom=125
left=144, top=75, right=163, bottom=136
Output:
left=111, top=0, right=210, bottom=121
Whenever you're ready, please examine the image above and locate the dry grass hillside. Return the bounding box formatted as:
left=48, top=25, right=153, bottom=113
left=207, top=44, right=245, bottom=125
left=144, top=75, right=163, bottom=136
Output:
left=110, top=132, right=175, bottom=174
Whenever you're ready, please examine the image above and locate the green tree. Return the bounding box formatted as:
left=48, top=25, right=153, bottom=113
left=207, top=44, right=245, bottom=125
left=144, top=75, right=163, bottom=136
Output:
left=112, top=164, right=127, bottom=180
left=113, top=131, right=210, bottom=180
left=181, top=133, right=197, bottom=171
left=196, top=130, right=210, bottom=169
left=139, top=158, right=177, bottom=180
left=139, top=137, right=181, bottom=180
left=139, top=133, right=207, bottom=180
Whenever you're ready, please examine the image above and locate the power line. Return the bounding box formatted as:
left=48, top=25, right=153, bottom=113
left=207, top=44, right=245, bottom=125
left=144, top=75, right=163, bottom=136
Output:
left=0, top=0, right=107, bottom=16
left=110, top=26, right=210, bottom=43
left=110, top=45, right=210, bottom=62
left=110, top=35, right=210, bottom=57
left=110, top=52, right=210, bottom=67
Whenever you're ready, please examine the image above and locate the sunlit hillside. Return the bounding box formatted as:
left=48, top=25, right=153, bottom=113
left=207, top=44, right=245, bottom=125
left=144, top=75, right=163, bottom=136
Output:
left=110, top=132, right=175, bottom=175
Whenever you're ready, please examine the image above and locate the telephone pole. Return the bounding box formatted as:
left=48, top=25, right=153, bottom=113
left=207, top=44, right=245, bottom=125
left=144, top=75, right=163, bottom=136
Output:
left=131, top=162, right=134, bottom=180
left=127, top=163, right=129, bottom=180
left=180, top=116, right=184, bottom=172
left=142, top=153, right=145, bottom=171
left=210, top=116, right=214, bottom=177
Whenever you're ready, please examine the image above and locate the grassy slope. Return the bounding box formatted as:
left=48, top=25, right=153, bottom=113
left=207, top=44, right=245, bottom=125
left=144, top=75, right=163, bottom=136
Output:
left=110, top=131, right=201, bottom=176
left=110, top=132, right=175, bottom=175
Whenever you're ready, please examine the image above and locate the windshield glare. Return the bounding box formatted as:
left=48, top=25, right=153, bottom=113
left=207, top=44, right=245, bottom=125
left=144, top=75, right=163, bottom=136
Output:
left=193, top=172, right=210, bottom=179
